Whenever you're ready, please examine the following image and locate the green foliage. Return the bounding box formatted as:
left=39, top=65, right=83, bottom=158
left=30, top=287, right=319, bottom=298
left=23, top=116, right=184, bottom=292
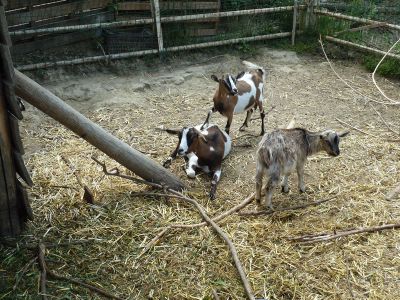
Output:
left=362, top=55, right=400, bottom=78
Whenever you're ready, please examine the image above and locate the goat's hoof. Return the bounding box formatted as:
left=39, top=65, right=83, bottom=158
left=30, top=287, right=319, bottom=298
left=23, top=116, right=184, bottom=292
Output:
left=239, top=126, right=247, bottom=132
left=299, top=187, right=306, bottom=193
left=259, top=131, right=265, bottom=136
left=209, top=193, right=216, bottom=200
left=281, top=186, right=289, bottom=193
left=163, top=161, right=171, bottom=168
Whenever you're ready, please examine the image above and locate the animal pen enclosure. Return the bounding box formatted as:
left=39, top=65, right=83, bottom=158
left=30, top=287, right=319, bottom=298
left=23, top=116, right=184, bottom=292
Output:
left=1, top=0, right=400, bottom=299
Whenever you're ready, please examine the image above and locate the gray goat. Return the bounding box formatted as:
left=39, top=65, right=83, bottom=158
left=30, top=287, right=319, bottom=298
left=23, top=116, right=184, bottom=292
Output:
left=255, top=128, right=349, bottom=209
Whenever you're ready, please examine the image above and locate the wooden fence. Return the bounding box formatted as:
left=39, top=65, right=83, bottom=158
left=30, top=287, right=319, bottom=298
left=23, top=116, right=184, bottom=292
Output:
left=0, top=0, right=32, bottom=238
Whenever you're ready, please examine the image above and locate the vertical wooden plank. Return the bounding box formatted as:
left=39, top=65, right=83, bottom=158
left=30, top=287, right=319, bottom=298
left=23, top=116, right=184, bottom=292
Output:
left=0, top=137, right=12, bottom=237
left=152, top=0, right=164, bottom=52
left=292, top=0, right=298, bottom=45
left=17, top=181, right=33, bottom=222
left=8, top=112, right=24, bottom=154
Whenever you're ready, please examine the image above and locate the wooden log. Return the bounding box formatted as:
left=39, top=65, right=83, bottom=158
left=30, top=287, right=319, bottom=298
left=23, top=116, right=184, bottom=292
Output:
left=118, top=1, right=220, bottom=11
left=325, top=35, right=400, bottom=61
left=152, top=0, right=164, bottom=52
left=314, top=9, right=400, bottom=32
left=14, top=69, right=185, bottom=191
left=16, top=32, right=293, bottom=71
left=320, top=3, right=400, bottom=14
left=10, top=5, right=302, bottom=36
left=292, top=0, right=298, bottom=45
left=5, top=0, right=63, bottom=10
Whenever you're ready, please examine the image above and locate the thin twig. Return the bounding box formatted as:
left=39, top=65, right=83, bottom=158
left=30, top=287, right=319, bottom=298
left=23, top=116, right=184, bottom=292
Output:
left=212, top=289, right=221, bottom=300
left=37, top=244, right=48, bottom=300
left=238, top=195, right=337, bottom=216
left=136, top=226, right=173, bottom=260
left=369, top=104, right=400, bottom=136
left=289, top=223, right=400, bottom=244
left=319, top=37, right=399, bottom=106
left=335, top=118, right=377, bottom=137
left=95, top=161, right=256, bottom=300
left=372, top=37, right=400, bottom=104
left=37, top=243, right=123, bottom=300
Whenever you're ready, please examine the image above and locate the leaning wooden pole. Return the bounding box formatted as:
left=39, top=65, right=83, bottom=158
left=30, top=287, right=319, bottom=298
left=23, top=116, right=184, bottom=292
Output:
left=14, top=70, right=185, bottom=191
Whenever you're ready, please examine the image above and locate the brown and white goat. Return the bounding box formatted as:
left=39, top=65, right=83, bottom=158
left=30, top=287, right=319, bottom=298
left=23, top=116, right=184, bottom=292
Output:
left=163, top=123, right=232, bottom=200
left=255, top=128, right=349, bottom=209
left=202, top=61, right=266, bottom=135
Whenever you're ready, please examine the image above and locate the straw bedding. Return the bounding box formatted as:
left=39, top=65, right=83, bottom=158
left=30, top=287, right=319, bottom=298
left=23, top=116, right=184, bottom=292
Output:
left=3, top=51, right=400, bottom=299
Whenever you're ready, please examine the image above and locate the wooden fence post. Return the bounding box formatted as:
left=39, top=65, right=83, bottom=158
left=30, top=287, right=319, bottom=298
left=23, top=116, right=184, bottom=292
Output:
left=0, top=1, right=32, bottom=238
left=292, top=0, right=298, bottom=45
left=152, top=0, right=164, bottom=53
left=305, top=0, right=316, bottom=30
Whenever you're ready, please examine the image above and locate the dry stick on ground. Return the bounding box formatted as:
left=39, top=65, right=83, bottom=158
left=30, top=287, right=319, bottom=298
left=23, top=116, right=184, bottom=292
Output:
left=238, top=195, right=338, bottom=216
left=319, top=37, right=399, bottom=106
left=61, top=155, right=95, bottom=204
left=212, top=289, right=221, bottom=300
left=92, top=158, right=256, bottom=300
left=335, top=117, right=378, bottom=137
left=369, top=104, right=400, bottom=136
left=37, top=244, right=48, bottom=300
left=36, top=243, right=123, bottom=300
left=289, top=223, right=400, bottom=244
left=371, top=37, right=400, bottom=104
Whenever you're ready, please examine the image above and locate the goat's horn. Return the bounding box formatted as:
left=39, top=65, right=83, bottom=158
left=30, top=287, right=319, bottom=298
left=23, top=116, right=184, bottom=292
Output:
left=194, top=128, right=208, bottom=143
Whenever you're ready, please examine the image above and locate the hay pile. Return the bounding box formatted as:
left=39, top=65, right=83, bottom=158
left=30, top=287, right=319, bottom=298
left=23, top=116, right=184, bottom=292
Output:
left=3, top=54, right=400, bottom=299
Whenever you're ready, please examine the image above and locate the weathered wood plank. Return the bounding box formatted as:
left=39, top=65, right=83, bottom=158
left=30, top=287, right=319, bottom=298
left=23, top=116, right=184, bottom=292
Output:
left=1, top=80, right=23, bottom=120
left=6, top=0, right=111, bottom=26
left=12, top=30, right=99, bottom=55
left=0, top=44, right=14, bottom=81
left=0, top=136, right=13, bottom=237
left=6, top=0, right=66, bottom=11
left=118, top=1, right=219, bottom=11
left=17, top=180, right=33, bottom=221
left=7, top=112, right=24, bottom=154
left=13, top=150, right=32, bottom=186
left=0, top=5, right=12, bottom=45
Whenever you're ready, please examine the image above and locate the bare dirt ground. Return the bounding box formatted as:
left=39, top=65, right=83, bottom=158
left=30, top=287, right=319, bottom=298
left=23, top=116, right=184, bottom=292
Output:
left=6, top=46, right=400, bottom=299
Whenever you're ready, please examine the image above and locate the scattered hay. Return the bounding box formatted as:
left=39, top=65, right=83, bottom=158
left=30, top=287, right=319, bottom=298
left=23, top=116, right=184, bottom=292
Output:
left=2, top=54, right=400, bottom=299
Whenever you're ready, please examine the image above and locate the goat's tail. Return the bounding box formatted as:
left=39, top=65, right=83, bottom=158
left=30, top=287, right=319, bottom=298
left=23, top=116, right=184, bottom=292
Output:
left=242, top=60, right=266, bottom=81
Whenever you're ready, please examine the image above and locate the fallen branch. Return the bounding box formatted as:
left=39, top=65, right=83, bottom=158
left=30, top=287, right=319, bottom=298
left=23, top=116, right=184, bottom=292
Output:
left=335, top=118, right=377, bottom=137
left=369, top=104, right=400, bottom=136
left=61, top=155, right=94, bottom=204
left=93, top=158, right=256, bottom=300
left=319, top=37, right=399, bottom=106
left=36, top=243, right=123, bottom=300
left=372, top=37, right=400, bottom=104
left=238, top=195, right=337, bottom=216
left=386, top=183, right=400, bottom=200
left=37, top=244, right=48, bottom=300
left=289, top=223, right=400, bottom=244
left=136, top=226, right=173, bottom=260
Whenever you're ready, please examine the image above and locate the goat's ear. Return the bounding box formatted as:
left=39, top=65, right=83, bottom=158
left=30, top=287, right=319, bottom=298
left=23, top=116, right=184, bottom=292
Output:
left=236, top=71, right=245, bottom=80
left=211, top=75, right=219, bottom=82
left=165, top=128, right=182, bottom=135
left=338, top=131, right=350, bottom=138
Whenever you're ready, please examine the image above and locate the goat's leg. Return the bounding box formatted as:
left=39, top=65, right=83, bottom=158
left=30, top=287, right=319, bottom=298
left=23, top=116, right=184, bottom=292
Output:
left=209, top=168, right=222, bottom=200
left=258, top=101, right=266, bottom=136
left=239, top=109, right=253, bottom=131
left=281, top=175, right=289, bottom=193
left=255, top=162, right=265, bottom=206
left=225, top=114, right=233, bottom=134
left=163, top=145, right=179, bottom=168
left=201, top=107, right=215, bottom=130
left=185, top=154, right=198, bottom=178
left=265, top=174, right=279, bottom=210
left=296, top=163, right=306, bottom=193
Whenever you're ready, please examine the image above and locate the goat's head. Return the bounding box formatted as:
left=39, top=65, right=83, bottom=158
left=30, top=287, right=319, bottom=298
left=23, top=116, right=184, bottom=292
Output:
left=319, top=130, right=350, bottom=157
left=211, top=74, right=240, bottom=96
left=167, top=127, right=208, bottom=156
